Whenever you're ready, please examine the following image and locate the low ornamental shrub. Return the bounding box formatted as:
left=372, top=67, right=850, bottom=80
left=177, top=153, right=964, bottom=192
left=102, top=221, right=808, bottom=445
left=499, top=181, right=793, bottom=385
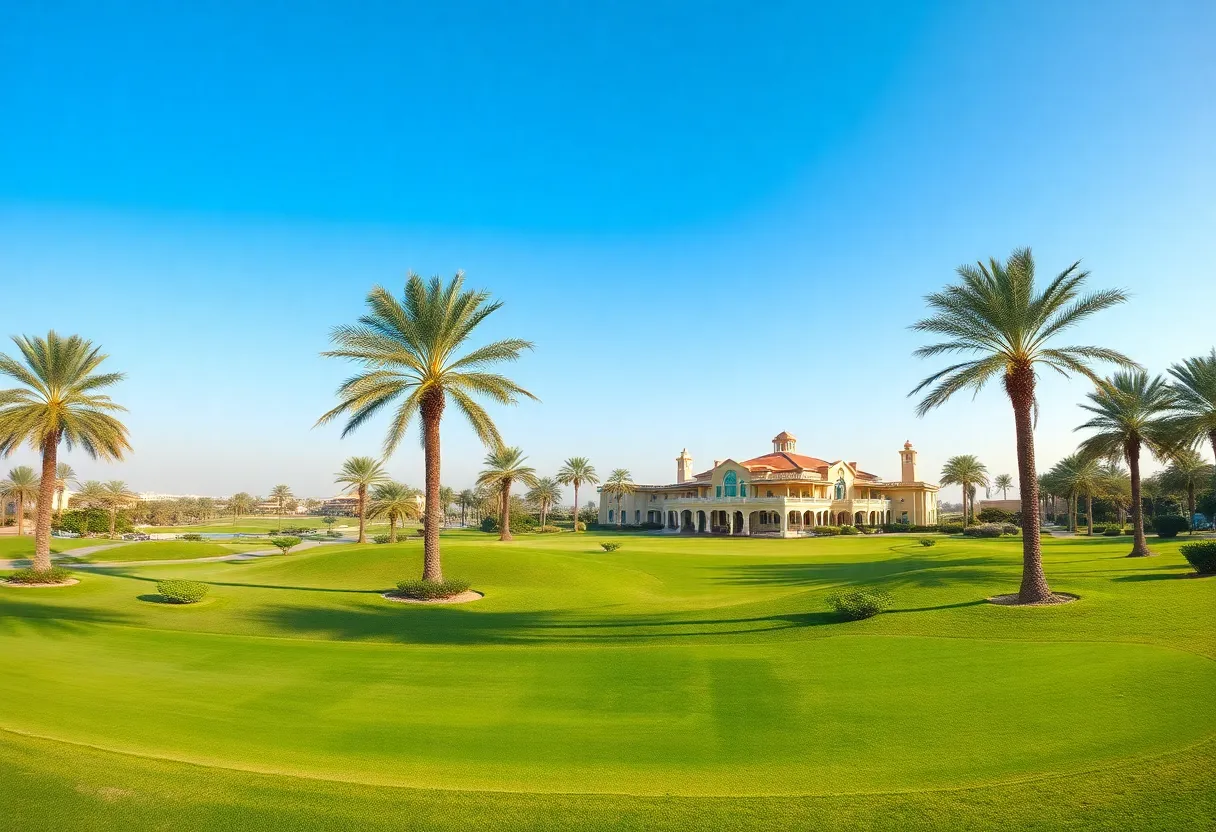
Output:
left=156, top=580, right=210, bottom=604
left=372, top=534, right=391, bottom=544
left=537, top=525, right=562, bottom=534
left=7, top=566, right=74, bottom=585
left=839, top=525, right=860, bottom=536
left=574, top=522, right=586, bottom=532
left=827, top=589, right=893, bottom=621
left=1000, top=523, right=1021, bottom=536
left=939, top=523, right=964, bottom=535
left=180, top=533, right=203, bottom=541
left=977, top=507, right=1015, bottom=524
left=1103, top=527, right=1123, bottom=537
left=1090, top=525, right=1107, bottom=535
left=919, top=538, right=936, bottom=547
left=1155, top=515, right=1189, bottom=539
left=600, top=542, right=621, bottom=552
left=480, top=515, right=537, bottom=535
left=270, top=536, right=302, bottom=554
left=1179, top=541, right=1216, bottom=575
left=394, top=578, right=470, bottom=600
left=963, top=523, right=1003, bottom=538
left=815, top=526, right=842, bottom=536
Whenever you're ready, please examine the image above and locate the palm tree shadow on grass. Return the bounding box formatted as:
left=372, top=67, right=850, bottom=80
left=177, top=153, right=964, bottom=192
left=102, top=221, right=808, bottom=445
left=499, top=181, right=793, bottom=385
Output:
left=80, top=568, right=387, bottom=595
left=707, top=556, right=1009, bottom=590
left=0, top=600, right=132, bottom=634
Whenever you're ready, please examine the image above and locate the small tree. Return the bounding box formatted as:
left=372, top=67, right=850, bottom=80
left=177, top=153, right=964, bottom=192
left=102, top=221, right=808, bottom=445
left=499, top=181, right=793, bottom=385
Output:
left=993, top=474, right=1014, bottom=500
left=270, top=536, right=302, bottom=555
left=556, top=457, right=599, bottom=533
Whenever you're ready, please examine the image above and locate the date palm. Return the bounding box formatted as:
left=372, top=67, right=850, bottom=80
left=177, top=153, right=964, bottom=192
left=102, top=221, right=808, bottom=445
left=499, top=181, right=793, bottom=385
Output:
left=1047, top=454, right=1102, bottom=534
left=911, top=248, right=1134, bottom=603
left=269, top=484, right=293, bottom=532
left=477, top=446, right=538, bottom=541
left=456, top=488, right=477, bottom=527
left=368, top=481, right=421, bottom=543
left=1099, top=462, right=1132, bottom=531
left=317, top=272, right=536, bottom=582
left=1, top=466, right=40, bottom=536
left=99, top=480, right=136, bottom=538
left=0, top=332, right=130, bottom=570
left=1075, top=370, right=1176, bottom=555
left=556, top=457, right=598, bottom=532
left=526, top=477, right=563, bottom=528
left=334, top=456, right=389, bottom=544
left=1161, top=449, right=1215, bottom=533
left=1167, top=349, right=1216, bottom=462
left=227, top=492, right=254, bottom=526
left=938, top=455, right=988, bottom=527
left=54, top=462, right=76, bottom=524
left=438, top=485, right=455, bottom=527
left=602, top=469, right=635, bottom=528
left=993, top=474, right=1013, bottom=500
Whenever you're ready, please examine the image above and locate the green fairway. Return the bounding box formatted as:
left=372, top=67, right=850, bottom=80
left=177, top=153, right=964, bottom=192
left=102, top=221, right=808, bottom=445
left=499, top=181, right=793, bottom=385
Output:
left=136, top=516, right=401, bottom=534
left=0, top=535, right=98, bottom=559
left=63, top=540, right=281, bottom=562
left=2, top=532, right=1213, bottom=830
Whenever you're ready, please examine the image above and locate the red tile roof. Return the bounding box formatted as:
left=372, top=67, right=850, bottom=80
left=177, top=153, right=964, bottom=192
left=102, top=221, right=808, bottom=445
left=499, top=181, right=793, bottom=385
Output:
left=739, top=451, right=830, bottom=472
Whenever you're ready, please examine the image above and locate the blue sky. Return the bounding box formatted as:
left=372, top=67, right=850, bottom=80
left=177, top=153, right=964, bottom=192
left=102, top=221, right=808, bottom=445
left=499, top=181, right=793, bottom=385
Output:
left=2, top=1, right=1214, bottom=501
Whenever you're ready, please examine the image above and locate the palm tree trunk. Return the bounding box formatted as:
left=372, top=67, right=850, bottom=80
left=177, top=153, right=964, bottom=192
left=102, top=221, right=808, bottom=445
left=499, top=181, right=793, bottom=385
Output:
left=357, top=487, right=367, bottom=544
left=1086, top=494, right=1094, bottom=536
left=1006, top=366, right=1052, bottom=603
left=1127, top=441, right=1151, bottom=556
left=1187, top=484, right=1196, bottom=533
left=389, top=515, right=397, bottom=544
left=961, top=483, right=969, bottom=528
left=500, top=480, right=513, bottom=542
left=33, top=437, right=59, bottom=571
left=108, top=507, right=117, bottom=539
left=420, top=392, right=445, bottom=580
left=16, top=497, right=25, bottom=536
left=573, top=483, right=580, bottom=532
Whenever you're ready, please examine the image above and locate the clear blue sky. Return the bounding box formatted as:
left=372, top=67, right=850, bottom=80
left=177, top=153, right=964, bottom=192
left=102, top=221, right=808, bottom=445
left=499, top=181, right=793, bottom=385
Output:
left=2, top=1, right=1214, bottom=501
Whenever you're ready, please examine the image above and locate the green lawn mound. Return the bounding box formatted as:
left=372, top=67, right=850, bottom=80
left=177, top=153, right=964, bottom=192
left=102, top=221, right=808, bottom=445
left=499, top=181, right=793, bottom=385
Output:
left=0, top=532, right=1213, bottom=827
left=72, top=540, right=271, bottom=562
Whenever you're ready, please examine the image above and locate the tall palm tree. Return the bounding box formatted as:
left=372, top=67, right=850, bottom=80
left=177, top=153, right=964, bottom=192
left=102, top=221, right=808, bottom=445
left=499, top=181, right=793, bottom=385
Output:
left=1, top=466, right=39, bottom=535
left=556, top=457, right=599, bottom=532
left=316, top=272, right=536, bottom=582
left=1099, top=462, right=1132, bottom=531
left=438, top=485, right=455, bottom=527
left=367, top=481, right=421, bottom=543
left=227, top=492, right=254, bottom=526
left=269, top=483, right=293, bottom=532
left=911, top=248, right=1134, bottom=603
left=527, top=477, right=563, bottom=528
left=456, top=488, right=477, bottom=527
left=476, top=446, right=538, bottom=541
left=334, top=456, right=389, bottom=544
left=1168, top=349, right=1216, bottom=463
left=1075, top=370, right=1176, bottom=556
left=938, top=455, right=989, bottom=527
left=99, top=480, right=136, bottom=538
left=0, top=332, right=130, bottom=571
left=54, top=462, right=76, bottom=524
left=993, top=474, right=1014, bottom=500
left=71, top=479, right=107, bottom=533
left=602, top=469, right=635, bottom=528
left=1161, top=449, right=1215, bottom=533
left=1047, top=454, right=1102, bottom=534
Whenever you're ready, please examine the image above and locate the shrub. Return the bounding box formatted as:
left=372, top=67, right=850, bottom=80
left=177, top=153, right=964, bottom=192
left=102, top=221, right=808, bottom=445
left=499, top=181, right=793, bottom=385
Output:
left=1103, top=527, right=1123, bottom=537
left=1180, top=541, right=1216, bottom=575
left=1155, top=515, right=1189, bottom=539
left=537, top=525, right=562, bottom=534
left=372, top=534, right=391, bottom=544
left=7, top=566, right=74, bottom=585
left=939, top=523, right=964, bottom=535
left=480, top=515, right=537, bottom=535
left=839, top=525, right=859, bottom=536
left=977, top=507, right=1014, bottom=523
left=600, top=542, right=621, bottom=552
left=394, top=578, right=470, bottom=600
left=326, top=529, right=342, bottom=537
left=963, top=523, right=1003, bottom=538
left=1000, top=523, right=1021, bottom=536
left=827, top=589, right=893, bottom=621
left=180, top=533, right=203, bottom=541
left=918, top=538, right=936, bottom=547
left=815, top=526, right=842, bottom=536
left=156, top=580, right=210, bottom=604
left=574, top=522, right=586, bottom=532
left=1090, top=525, right=1107, bottom=535
left=270, top=536, right=302, bottom=554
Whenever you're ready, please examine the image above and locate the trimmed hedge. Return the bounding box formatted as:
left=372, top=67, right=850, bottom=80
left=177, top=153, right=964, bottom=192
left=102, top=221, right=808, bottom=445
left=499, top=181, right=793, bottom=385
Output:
left=372, top=534, right=391, bottom=544
left=839, top=525, right=860, bottom=536
left=480, top=515, right=537, bottom=535
left=939, top=523, right=965, bottom=535
left=963, top=523, right=1003, bottom=538
left=1103, top=527, right=1123, bottom=537
left=1155, top=515, right=1189, bottom=539
left=156, top=580, right=210, bottom=604
left=394, top=578, right=470, bottom=600
left=7, top=566, right=74, bottom=585
left=1180, top=541, right=1216, bottom=575
left=537, top=525, right=562, bottom=534
left=827, top=589, right=893, bottom=621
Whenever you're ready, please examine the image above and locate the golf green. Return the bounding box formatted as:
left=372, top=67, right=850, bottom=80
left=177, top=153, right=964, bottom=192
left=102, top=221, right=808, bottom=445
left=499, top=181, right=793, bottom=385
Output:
left=2, top=532, right=1213, bottom=829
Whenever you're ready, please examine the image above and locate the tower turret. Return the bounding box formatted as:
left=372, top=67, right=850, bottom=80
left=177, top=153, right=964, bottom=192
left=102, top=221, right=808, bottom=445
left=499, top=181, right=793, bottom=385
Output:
left=676, top=448, right=693, bottom=483
left=900, top=440, right=918, bottom=482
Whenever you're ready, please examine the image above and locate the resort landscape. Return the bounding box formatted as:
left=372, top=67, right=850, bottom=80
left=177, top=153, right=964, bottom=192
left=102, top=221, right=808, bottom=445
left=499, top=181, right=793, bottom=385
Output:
left=3, top=4, right=1214, bottom=830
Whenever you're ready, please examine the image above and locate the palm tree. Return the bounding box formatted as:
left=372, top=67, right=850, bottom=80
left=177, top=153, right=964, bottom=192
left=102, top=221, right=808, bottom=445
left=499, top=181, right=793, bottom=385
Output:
left=438, top=485, right=455, bottom=527
left=71, top=479, right=107, bottom=533
left=316, top=272, right=537, bottom=582
left=938, top=455, right=989, bottom=527
left=227, top=492, right=254, bottom=526
left=1075, top=370, right=1176, bottom=556
left=1, top=466, right=39, bottom=535
left=556, top=457, right=599, bottom=532
left=54, top=462, right=76, bottom=524
left=527, top=477, right=563, bottom=528
left=456, top=488, right=477, bottom=527
left=476, top=446, right=538, bottom=541
left=0, top=332, right=131, bottom=571
left=334, top=456, right=389, bottom=544
left=910, top=248, right=1134, bottom=603
left=1099, top=462, right=1132, bottom=531
left=1047, top=454, right=1102, bottom=534
left=602, top=469, right=635, bottom=527
left=367, top=481, right=421, bottom=543
left=1168, top=349, right=1216, bottom=462
left=99, top=480, right=136, bottom=538
left=993, top=474, right=1014, bottom=500
left=269, top=484, right=293, bottom=532
left=1140, top=474, right=1163, bottom=520
left=1161, top=449, right=1216, bottom=533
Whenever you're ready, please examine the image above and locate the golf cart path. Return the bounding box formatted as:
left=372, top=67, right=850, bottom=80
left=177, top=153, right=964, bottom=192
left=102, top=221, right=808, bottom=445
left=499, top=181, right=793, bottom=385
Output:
left=65, top=539, right=344, bottom=568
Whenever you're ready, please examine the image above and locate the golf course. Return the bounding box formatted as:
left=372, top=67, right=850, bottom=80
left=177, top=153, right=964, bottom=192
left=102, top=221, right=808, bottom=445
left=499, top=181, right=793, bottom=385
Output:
left=2, top=530, right=1213, bottom=830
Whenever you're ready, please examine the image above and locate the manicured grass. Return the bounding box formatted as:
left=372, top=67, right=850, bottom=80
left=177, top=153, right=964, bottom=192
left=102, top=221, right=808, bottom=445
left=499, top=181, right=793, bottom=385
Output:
left=136, top=516, right=402, bottom=534
left=1, top=532, right=1212, bottom=829
left=64, top=540, right=277, bottom=562
left=0, top=535, right=98, bottom=559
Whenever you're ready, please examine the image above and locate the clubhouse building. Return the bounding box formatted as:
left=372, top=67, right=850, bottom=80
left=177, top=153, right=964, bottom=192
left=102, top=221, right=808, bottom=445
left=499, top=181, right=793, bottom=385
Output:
left=598, top=432, right=939, bottom=536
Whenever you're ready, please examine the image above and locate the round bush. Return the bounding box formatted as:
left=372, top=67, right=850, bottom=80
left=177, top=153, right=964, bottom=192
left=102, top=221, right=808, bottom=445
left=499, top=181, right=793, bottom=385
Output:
left=600, top=541, right=621, bottom=552
left=839, top=525, right=860, bottom=536
left=393, top=578, right=470, bottom=600
left=1179, top=541, right=1216, bottom=575
left=1000, top=523, right=1021, bottom=536
left=1103, top=527, right=1123, bottom=537
left=372, top=534, right=391, bottom=544
left=537, top=525, right=562, bottom=534
left=7, top=566, right=74, bottom=585
left=574, top=522, right=586, bottom=531
left=938, top=523, right=965, bottom=535
left=827, top=589, right=893, bottom=621
left=180, top=533, right=203, bottom=541
left=963, top=523, right=1003, bottom=538
left=1155, top=515, right=1189, bottom=539
left=918, top=538, right=936, bottom=547
left=156, top=580, right=210, bottom=604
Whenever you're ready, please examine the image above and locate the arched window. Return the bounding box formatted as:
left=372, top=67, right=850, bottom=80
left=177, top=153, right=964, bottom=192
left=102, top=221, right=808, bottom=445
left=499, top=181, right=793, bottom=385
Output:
left=834, top=477, right=846, bottom=500
left=723, top=471, right=737, bottom=497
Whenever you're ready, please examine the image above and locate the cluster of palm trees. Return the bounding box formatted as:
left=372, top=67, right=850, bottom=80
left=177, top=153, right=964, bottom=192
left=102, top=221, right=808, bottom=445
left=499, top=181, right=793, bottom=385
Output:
left=913, top=248, right=1216, bottom=602
left=472, top=453, right=600, bottom=540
